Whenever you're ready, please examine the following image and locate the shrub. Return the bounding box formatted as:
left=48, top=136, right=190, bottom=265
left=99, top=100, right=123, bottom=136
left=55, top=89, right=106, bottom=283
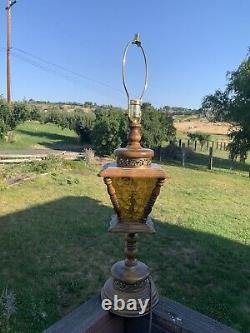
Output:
left=82, top=148, right=95, bottom=165
left=187, top=132, right=210, bottom=147
left=73, top=112, right=95, bottom=143
left=91, top=107, right=128, bottom=155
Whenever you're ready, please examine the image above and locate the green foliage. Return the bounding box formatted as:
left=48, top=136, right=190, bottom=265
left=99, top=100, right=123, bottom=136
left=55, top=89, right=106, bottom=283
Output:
left=42, top=109, right=95, bottom=144
left=0, top=99, right=10, bottom=139
left=73, top=112, right=95, bottom=143
left=91, top=107, right=127, bottom=155
left=0, top=98, right=31, bottom=139
left=141, top=103, right=176, bottom=148
left=187, top=132, right=210, bottom=144
left=202, top=52, right=250, bottom=160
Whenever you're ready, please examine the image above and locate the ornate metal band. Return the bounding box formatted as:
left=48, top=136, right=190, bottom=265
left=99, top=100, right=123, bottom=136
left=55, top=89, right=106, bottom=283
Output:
left=117, top=157, right=151, bottom=168
left=113, top=278, right=148, bottom=292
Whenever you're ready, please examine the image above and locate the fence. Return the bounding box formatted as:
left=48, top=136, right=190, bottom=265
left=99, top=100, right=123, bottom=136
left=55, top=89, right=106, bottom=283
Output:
left=176, top=139, right=230, bottom=152
left=154, top=140, right=250, bottom=176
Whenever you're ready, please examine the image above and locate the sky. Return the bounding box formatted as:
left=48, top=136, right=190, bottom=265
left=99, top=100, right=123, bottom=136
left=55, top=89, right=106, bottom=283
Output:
left=0, top=0, right=249, bottom=109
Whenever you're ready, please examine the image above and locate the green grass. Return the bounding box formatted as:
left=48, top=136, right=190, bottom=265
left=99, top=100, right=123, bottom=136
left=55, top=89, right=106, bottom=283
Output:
left=0, top=122, right=79, bottom=151
left=0, top=159, right=249, bottom=332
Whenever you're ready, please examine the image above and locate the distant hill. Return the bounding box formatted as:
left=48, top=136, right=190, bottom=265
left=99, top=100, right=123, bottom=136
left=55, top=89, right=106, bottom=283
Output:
left=27, top=99, right=200, bottom=116
left=27, top=99, right=97, bottom=113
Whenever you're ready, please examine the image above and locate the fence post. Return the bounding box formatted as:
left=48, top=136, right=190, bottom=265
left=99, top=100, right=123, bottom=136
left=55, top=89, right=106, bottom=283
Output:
left=179, top=139, right=182, bottom=148
left=194, top=140, right=197, bottom=151
left=181, top=143, right=186, bottom=167
left=208, top=147, right=213, bottom=170
left=187, top=139, right=190, bottom=147
left=220, top=142, right=223, bottom=150
left=223, top=142, right=226, bottom=150
left=206, top=140, right=209, bottom=150
left=216, top=141, right=219, bottom=149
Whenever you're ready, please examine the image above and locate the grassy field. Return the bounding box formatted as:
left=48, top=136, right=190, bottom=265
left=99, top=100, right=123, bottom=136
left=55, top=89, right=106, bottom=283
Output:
left=0, top=122, right=79, bottom=151
left=0, top=158, right=249, bottom=332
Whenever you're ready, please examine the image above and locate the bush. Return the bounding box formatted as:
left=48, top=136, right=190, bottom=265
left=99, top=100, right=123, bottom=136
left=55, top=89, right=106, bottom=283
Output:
left=187, top=132, right=210, bottom=147
left=91, top=107, right=128, bottom=155
left=0, top=99, right=31, bottom=139
left=73, top=112, right=95, bottom=143
left=82, top=148, right=95, bottom=165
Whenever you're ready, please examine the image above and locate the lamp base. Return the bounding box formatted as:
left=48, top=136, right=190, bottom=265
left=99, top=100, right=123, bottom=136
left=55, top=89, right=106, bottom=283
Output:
left=101, top=260, right=159, bottom=317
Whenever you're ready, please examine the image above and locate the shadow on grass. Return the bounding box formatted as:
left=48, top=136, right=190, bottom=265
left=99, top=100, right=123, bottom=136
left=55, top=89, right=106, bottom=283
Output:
left=16, top=129, right=82, bottom=151
left=0, top=197, right=249, bottom=332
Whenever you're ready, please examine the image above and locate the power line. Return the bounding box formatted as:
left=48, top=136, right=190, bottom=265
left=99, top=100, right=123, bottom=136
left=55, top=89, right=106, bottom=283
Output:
left=13, top=47, right=123, bottom=95
left=0, top=48, right=123, bottom=102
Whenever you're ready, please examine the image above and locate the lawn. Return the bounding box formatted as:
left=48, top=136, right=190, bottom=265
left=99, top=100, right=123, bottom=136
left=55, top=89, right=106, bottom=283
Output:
left=0, top=159, right=249, bottom=332
left=0, top=122, right=79, bottom=151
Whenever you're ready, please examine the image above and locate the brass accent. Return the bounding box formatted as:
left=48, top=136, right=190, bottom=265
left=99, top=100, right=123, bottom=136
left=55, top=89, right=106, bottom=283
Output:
left=128, top=99, right=141, bottom=124
left=133, top=32, right=141, bottom=45
left=117, top=157, right=151, bottom=168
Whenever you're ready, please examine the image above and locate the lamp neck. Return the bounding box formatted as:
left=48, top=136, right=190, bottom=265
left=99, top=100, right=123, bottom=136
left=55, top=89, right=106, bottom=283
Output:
left=127, top=122, right=142, bottom=149
left=125, top=233, right=138, bottom=266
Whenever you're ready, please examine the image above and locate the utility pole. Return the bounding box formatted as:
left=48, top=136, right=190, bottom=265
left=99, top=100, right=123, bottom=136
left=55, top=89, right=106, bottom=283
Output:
left=6, top=0, right=17, bottom=105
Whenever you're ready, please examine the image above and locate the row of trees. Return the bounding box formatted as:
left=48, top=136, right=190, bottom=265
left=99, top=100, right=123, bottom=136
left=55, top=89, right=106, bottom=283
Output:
left=202, top=51, right=250, bottom=161
left=41, top=103, right=176, bottom=155
left=0, top=99, right=176, bottom=155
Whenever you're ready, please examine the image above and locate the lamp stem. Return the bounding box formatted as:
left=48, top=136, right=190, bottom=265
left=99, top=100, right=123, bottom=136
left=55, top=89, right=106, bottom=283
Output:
left=125, top=233, right=138, bottom=266
left=127, top=122, right=141, bottom=149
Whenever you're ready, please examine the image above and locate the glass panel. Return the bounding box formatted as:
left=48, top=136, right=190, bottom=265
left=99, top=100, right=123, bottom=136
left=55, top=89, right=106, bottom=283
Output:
left=111, top=177, right=157, bottom=223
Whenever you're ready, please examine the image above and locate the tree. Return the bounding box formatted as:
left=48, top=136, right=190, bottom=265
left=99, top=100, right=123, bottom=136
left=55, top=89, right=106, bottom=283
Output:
left=0, top=99, right=30, bottom=139
left=91, top=107, right=127, bottom=155
left=202, top=52, right=250, bottom=161
left=141, top=103, right=176, bottom=148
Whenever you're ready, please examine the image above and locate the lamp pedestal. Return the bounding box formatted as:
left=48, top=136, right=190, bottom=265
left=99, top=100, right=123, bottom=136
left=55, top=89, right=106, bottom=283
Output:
left=101, top=233, right=159, bottom=317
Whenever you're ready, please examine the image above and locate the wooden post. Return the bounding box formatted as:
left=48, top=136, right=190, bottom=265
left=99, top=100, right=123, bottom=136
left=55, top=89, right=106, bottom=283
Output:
left=194, top=140, right=197, bottom=151
left=187, top=139, right=190, bottom=147
left=159, top=146, right=162, bottom=162
left=206, top=141, right=209, bottom=150
left=223, top=142, right=226, bottom=150
left=208, top=147, right=213, bottom=170
left=6, top=0, right=12, bottom=105
left=220, top=142, right=223, bottom=150
left=181, top=143, right=186, bottom=167
left=216, top=141, right=219, bottom=149
left=178, top=139, right=182, bottom=148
